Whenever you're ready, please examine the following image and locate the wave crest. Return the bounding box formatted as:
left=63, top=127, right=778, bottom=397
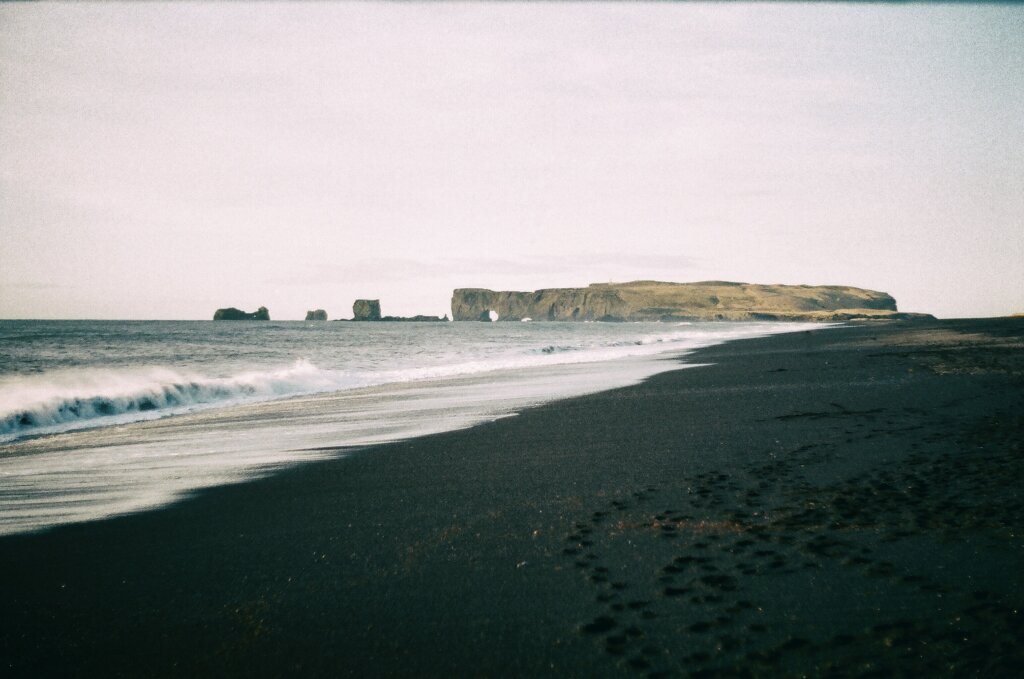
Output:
left=0, top=361, right=352, bottom=440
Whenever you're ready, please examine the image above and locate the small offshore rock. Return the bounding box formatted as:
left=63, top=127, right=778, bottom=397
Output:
left=213, top=306, right=270, bottom=321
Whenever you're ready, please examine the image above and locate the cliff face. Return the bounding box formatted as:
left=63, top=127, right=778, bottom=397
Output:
left=451, top=281, right=905, bottom=322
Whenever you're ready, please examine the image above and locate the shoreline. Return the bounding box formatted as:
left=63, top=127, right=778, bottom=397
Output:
left=1, top=318, right=1021, bottom=676
left=0, top=321, right=815, bottom=537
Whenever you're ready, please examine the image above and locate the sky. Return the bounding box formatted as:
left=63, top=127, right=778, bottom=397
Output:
left=1, top=3, right=1022, bottom=320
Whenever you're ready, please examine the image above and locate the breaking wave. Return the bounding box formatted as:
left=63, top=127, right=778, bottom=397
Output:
left=0, top=361, right=358, bottom=441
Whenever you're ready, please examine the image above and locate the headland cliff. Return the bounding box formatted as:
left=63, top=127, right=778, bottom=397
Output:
left=451, top=281, right=926, bottom=322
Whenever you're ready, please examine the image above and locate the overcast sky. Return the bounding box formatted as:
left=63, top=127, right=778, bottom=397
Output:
left=2, top=3, right=1022, bottom=320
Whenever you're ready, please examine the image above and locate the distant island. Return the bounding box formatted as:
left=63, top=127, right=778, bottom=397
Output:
left=451, top=281, right=933, bottom=322
left=305, top=309, right=328, bottom=321
left=213, top=306, right=270, bottom=321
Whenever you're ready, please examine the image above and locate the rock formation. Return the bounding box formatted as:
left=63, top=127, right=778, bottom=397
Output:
left=450, top=281, right=924, bottom=322
left=378, top=314, right=449, bottom=323
left=305, top=309, right=328, bottom=321
left=346, top=299, right=447, bottom=322
left=213, top=306, right=270, bottom=321
left=352, top=299, right=382, bottom=321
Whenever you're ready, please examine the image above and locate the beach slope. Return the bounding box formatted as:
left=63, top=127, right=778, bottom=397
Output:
left=1, top=318, right=1022, bottom=677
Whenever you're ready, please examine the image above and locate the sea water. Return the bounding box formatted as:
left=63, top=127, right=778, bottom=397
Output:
left=0, top=320, right=820, bottom=535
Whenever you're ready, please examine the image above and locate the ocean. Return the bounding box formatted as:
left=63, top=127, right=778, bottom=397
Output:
left=0, top=319, right=821, bottom=535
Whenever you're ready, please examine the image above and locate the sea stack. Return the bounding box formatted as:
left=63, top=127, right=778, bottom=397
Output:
left=305, top=309, right=328, bottom=321
left=213, top=306, right=270, bottom=321
left=352, top=299, right=382, bottom=321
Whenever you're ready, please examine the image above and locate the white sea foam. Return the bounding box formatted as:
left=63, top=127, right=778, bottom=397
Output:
left=0, top=361, right=361, bottom=441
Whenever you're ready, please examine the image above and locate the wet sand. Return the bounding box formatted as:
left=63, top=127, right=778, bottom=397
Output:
left=1, top=318, right=1022, bottom=677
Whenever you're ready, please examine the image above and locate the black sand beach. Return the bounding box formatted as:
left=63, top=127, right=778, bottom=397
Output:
left=1, top=319, right=1022, bottom=677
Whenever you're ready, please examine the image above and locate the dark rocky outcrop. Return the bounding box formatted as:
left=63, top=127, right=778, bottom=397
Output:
left=305, top=309, right=328, bottom=321
left=379, top=315, right=449, bottom=323
left=213, top=306, right=270, bottom=321
left=451, top=281, right=924, bottom=322
left=346, top=299, right=447, bottom=322
left=352, top=299, right=382, bottom=321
